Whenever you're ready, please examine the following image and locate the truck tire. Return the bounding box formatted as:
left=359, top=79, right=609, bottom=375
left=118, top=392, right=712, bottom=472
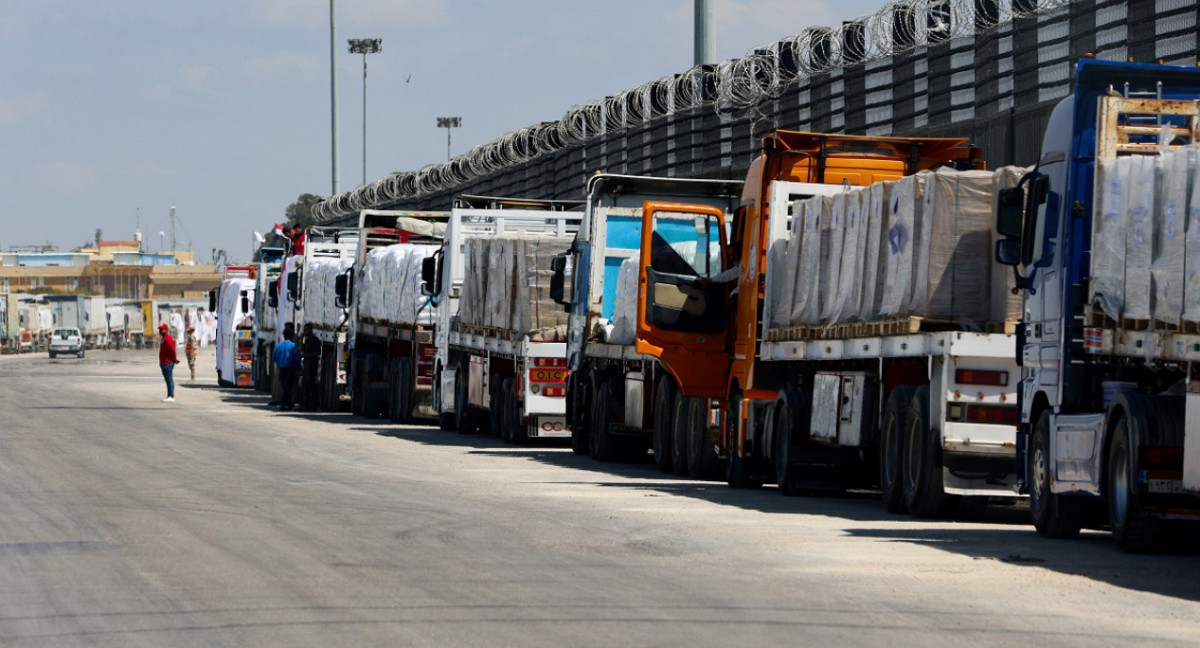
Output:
left=1107, top=399, right=1164, bottom=553
left=773, top=389, right=806, bottom=496
left=903, top=385, right=949, bottom=518
left=880, top=385, right=916, bottom=514
left=454, top=361, right=480, bottom=434
left=489, top=374, right=504, bottom=438
left=725, top=393, right=763, bottom=489
left=590, top=380, right=621, bottom=462
left=48, top=351, right=55, bottom=359
left=571, top=377, right=591, bottom=456
left=671, top=393, right=691, bottom=476
left=1028, top=409, right=1083, bottom=538
left=686, top=397, right=720, bottom=480
left=652, top=377, right=676, bottom=473
left=506, top=377, right=529, bottom=445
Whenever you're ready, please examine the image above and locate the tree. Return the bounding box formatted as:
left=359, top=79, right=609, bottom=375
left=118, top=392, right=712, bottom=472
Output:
left=95, top=228, right=103, bottom=247
left=285, top=193, right=325, bottom=228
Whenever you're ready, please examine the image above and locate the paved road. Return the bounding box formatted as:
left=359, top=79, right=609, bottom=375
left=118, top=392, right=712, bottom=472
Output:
left=0, top=348, right=1197, bottom=647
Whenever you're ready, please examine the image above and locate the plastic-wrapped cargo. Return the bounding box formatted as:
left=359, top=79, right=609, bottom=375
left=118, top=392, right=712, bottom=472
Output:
left=818, top=193, right=848, bottom=324
left=304, top=256, right=354, bottom=330
left=831, top=189, right=865, bottom=323
left=1123, top=154, right=1156, bottom=320
left=1153, top=148, right=1188, bottom=325
left=608, top=254, right=641, bottom=345
left=1185, top=148, right=1200, bottom=324
left=787, top=199, right=818, bottom=326
left=359, top=244, right=437, bottom=326
left=458, top=238, right=487, bottom=328
left=512, top=236, right=572, bottom=338
left=485, top=236, right=513, bottom=330
left=880, top=173, right=926, bottom=317
left=1092, top=157, right=1129, bottom=320
left=917, top=167, right=996, bottom=323
left=858, top=181, right=890, bottom=321
left=768, top=200, right=803, bottom=329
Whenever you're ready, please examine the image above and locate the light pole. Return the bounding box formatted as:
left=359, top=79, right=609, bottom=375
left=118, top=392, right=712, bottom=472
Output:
left=437, top=117, right=461, bottom=162
left=348, top=37, right=382, bottom=186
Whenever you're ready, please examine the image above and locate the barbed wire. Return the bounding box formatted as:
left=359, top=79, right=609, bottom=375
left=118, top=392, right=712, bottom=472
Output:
left=314, top=0, right=1077, bottom=221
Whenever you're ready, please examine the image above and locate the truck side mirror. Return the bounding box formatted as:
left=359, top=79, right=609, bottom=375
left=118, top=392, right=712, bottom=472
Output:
left=240, top=292, right=250, bottom=315
left=208, top=289, right=218, bottom=312
left=268, top=282, right=279, bottom=308
left=421, top=250, right=443, bottom=297
left=550, top=253, right=572, bottom=306
left=1020, top=174, right=1050, bottom=267
left=996, top=186, right=1024, bottom=240
left=286, top=272, right=299, bottom=302
left=995, top=239, right=1021, bottom=266
left=334, top=270, right=353, bottom=309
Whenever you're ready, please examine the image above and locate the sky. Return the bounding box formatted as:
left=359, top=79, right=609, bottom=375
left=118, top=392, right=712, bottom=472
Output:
left=2, top=0, right=886, bottom=264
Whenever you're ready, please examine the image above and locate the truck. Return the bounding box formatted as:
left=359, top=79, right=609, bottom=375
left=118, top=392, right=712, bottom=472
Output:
left=250, top=246, right=286, bottom=392
left=591, top=132, right=1023, bottom=521
left=276, top=227, right=358, bottom=410
left=552, top=174, right=742, bottom=462
left=426, top=196, right=582, bottom=443
left=212, top=266, right=257, bottom=387
left=339, top=210, right=448, bottom=422
left=45, top=295, right=110, bottom=349
left=994, top=57, right=1200, bottom=551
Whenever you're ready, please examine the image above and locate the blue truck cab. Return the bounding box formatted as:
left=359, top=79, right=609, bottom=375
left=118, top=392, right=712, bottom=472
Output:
left=996, top=58, right=1200, bottom=551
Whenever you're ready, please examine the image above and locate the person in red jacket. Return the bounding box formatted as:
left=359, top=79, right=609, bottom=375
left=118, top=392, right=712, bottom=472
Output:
left=158, top=323, right=180, bottom=402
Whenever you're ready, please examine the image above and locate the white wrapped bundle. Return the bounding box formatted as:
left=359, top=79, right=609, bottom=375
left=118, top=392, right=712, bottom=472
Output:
left=398, top=245, right=437, bottom=326
left=768, top=199, right=803, bottom=328
left=1092, top=157, right=1129, bottom=320
left=1184, top=148, right=1200, bottom=323
left=305, top=256, right=354, bottom=330
left=858, top=181, right=890, bottom=321
left=275, top=255, right=301, bottom=341
left=918, top=167, right=995, bottom=322
left=607, top=254, right=641, bottom=345
left=908, top=171, right=937, bottom=315
left=792, top=197, right=834, bottom=325
left=484, top=236, right=512, bottom=329
left=1153, top=148, right=1187, bottom=325
left=819, top=193, right=847, bottom=323
left=830, top=189, right=865, bottom=323
left=1123, top=155, right=1156, bottom=320
left=880, top=173, right=925, bottom=316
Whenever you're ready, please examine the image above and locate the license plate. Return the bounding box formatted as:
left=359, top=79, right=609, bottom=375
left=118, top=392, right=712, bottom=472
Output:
left=1147, top=479, right=1184, bottom=494
left=534, top=417, right=571, bottom=437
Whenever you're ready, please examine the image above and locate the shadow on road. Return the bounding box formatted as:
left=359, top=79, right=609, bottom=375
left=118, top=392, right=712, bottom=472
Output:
left=214, top=397, right=1200, bottom=602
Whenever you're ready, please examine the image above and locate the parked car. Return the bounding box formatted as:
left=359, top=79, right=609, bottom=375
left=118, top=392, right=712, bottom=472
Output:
left=49, top=328, right=84, bottom=359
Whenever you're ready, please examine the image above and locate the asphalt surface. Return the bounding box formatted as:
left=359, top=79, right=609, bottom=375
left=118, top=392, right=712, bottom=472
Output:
left=0, top=347, right=1197, bottom=647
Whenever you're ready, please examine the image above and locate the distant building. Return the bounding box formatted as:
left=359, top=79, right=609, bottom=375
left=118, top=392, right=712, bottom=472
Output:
left=0, top=248, right=220, bottom=299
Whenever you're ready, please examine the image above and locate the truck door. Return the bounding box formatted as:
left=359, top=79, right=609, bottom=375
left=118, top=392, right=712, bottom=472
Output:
left=636, top=201, right=730, bottom=398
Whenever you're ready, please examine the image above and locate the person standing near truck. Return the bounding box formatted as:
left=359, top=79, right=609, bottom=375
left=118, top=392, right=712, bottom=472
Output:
left=185, top=326, right=199, bottom=383
left=300, top=322, right=321, bottom=411
left=272, top=328, right=301, bottom=411
left=158, top=323, right=179, bottom=402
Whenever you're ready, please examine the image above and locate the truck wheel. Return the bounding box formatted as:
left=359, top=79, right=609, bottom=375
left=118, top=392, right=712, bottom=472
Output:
left=454, top=362, right=478, bottom=434
left=671, top=393, right=691, bottom=476
left=652, top=377, right=676, bottom=473
left=880, top=385, right=916, bottom=514
left=1108, top=402, right=1163, bottom=553
left=774, top=390, right=805, bottom=496
left=726, top=394, right=763, bottom=488
left=590, top=380, right=620, bottom=462
left=1028, top=410, right=1083, bottom=538
left=570, top=376, right=591, bottom=455
left=494, top=377, right=509, bottom=441
left=49, top=351, right=55, bottom=359
left=507, top=377, right=529, bottom=445
left=686, top=397, right=720, bottom=479
left=903, top=385, right=949, bottom=518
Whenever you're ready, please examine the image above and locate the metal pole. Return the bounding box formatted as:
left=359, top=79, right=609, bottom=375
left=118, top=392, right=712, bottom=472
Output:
left=330, top=0, right=339, bottom=195
left=446, top=127, right=451, bottom=161
left=362, top=51, right=368, bottom=186
left=694, top=0, right=715, bottom=66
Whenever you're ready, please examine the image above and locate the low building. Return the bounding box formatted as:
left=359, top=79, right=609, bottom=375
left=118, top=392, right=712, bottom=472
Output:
left=0, top=248, right=221, bottom=299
